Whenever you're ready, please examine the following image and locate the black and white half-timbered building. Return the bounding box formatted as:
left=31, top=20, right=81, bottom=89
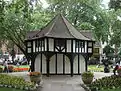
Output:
left=25, top=14, right=94, bottom=76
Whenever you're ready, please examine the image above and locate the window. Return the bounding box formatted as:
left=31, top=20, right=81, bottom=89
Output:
left=35, top=39, right=44, bottom=47
left=88, top=42, right=92, bottom=47
left=75, top=41, right=84, bottom=48
left=27, top=42, right=31, bottom=47
left=27, top=48, right=31, bottom=53
left=55, top=39, right=65, bottom=47
left=93, top=48, right=99, bottom=53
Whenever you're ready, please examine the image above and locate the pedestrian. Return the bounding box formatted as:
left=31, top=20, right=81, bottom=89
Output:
left=113, top=63, right=119, bottom=75
left=28, top=61, right=31, bottom=72
left=3, top=59, right=9, bottom=73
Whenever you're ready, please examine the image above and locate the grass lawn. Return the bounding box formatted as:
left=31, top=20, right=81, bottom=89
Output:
left=88, top=65, right=104, bottom=72
left=0, top=87, right=25, bottom=91
left=101, top=88, right=121, bottom=91
left=88, top=65, right=113, bottom=72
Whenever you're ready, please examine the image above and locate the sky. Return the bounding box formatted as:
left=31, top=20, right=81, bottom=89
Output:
left=41, top=0, right=110, bottom=9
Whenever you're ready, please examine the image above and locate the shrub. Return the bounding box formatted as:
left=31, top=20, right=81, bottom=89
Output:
left=89, top=75, right=121, bottom=91
left=0, top=67, right=3, bottom=73
left=82, top=72, right=94, bottom=84
left=0, top=74, right=35, bottom=90
left=82, top=71, right=94, bottom=78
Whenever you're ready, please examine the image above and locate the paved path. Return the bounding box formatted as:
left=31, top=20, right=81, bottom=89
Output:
left=7, top=72, right=113, bottom=91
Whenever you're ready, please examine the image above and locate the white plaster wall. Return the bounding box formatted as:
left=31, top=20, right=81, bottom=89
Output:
left=35, top=54, right=41, bottom=72
left=65, top=56, right=70, bottom=73
left=82, top=48, right=84, bottom=53
left=76, top=48, right=78, bottom=53
left=88, top=48, right=92, bottom=53
left=67, top=40, right=71, bottom=52
left=73, top=55, right=85, bottom=73
left=79, top=55, right=85, bottom=73
left=27, top=48, right=31, bottom=53
left=35, top=54, right=46, bottom=74
left=36, top=47, right=38, bottom=52
left=35, top=53, right=85, bottom=74
left=44, top=38, right=47, bottom=51
left=33, top=41, right=35, bottom=52
left=74, top=55, right=78, bottom=73
left=57, top=54, right=63, bottom=73
left=49, top=38, right=54, bottom=51
left=50, top=55, right=55, bottom=73
left=85, top=41, right=87, bottom=53
left=73, top=40, right=76, bottom=53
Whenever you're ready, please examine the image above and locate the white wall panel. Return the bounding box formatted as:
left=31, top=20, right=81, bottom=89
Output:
left=42, top=54, right=46, bottom=73
left=27, top=48, right=31, bottom=53
left=73, top=40, right=75, bottom=53
left=74, top=55, right=78, bottom=73
left=79, top=55, right=85, bottom=73
left=36, top=48, right=38, bottom=52
left=57, top=54, right=63, bottom=73
left=49, top=38, right=54, bottom=51
left=35, top=54, right=46, bottom=74
left=50, top=55, right=55, bottom=73
left=35, top=54, right=41, bottom=72
left=65, top=56, right=70, bottom=73
left=44, top=39, right=47, bottom=51
left=33, top=41, right=35, bottom=52
left=85, top=41, right=87, bottom=53
left=67, top=40, right=71, bottom=52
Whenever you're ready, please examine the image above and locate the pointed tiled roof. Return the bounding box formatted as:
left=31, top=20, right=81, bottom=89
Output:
left=27, top=14, right=93, bottom=41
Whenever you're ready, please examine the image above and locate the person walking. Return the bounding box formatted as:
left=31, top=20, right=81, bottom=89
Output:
left=3, top=59, right=9, bottom=73
left=113, top=63, right=119, bottom=75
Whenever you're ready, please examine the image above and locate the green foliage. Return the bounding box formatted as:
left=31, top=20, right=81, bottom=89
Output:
left=89, top=75, right=121, bottom=91
left=82, top=71, right=94, bottom=84
left=79, top=22, right=94, bottom=30
left=0, top=0, right=51, bottom=59
left=82, top=71, right=94, bottom=78
left=109, top=0, right=121, bottom=10
left=0, top=67, right=3, bottom=73
left=103, top=45, right=114, bottom=57
left=0, top=74, right=35, bottom=90
left=47, top=0, right=110, bottom=42
left=88, top=65, right=104, bottom=72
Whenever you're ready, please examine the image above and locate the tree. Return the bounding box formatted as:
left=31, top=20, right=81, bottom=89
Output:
left=0, top=0, right=51, bottom=63
left=46, top=0, right=110, bottom=42
left=78, top=22, right=94, bottom=30
left=109, top=0, right=121, bottom=10
left=103, top=45, right=114, bottom=58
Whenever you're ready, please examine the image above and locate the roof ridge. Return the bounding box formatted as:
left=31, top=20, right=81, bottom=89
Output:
left=60, top=14, right=75, bottom=38
left=61, top=15, right=91, bottom=40
left=36, top=14, right=58, bottom=37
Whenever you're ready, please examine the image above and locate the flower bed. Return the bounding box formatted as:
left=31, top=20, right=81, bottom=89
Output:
left=0, top=65, right=29, bottom=72
left=0, top=74, right=36, bottom=91
left=13, top=68, right=29, bottom=72
left=89, top=75, right=121, bottom=91
left=0, top=87, right=26, bottom=91
left=28, top=72, right=42, bottom=85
